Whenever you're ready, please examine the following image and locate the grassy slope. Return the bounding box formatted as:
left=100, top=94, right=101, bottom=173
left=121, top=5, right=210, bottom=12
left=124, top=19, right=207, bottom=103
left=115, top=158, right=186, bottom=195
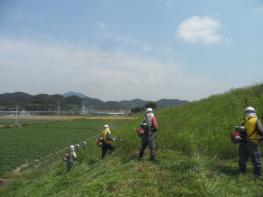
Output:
left=1, top=84, right=263, bottom=196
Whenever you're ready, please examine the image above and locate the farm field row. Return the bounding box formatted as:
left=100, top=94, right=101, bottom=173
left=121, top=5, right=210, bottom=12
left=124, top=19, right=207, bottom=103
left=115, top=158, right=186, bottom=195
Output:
left=0, top=114, right=134, bottom=121
left=0, top=118, right=135, bottom=174
left=0, top=115, right=135, bottom=126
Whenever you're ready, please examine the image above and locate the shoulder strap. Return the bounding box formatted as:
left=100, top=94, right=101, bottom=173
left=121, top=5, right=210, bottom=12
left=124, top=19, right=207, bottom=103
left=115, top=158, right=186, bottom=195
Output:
left=248, top=119, right=259, bottom=139
left=248, top=128, right=257, bottom=138
left=241, top=117, right=252, bottom=126
left=241, top=117, right=257, bottom=139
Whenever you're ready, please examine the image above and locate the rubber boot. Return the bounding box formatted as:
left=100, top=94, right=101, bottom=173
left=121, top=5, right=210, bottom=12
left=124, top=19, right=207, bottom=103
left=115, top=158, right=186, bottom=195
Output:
left=254, top=167, right=261, bottom=177
left=150, top=155, right=156, bottom=162
left=239, top=164, right=247, bottom=174
left=138, top=152, right=144, bottom=161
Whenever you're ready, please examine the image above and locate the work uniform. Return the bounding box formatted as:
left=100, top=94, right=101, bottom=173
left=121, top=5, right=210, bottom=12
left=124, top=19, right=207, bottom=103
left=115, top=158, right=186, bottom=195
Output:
left=239, top=117, right=263, bottom=176
left=101, top=127, right=113, bottom=159
left=67, top=149, right=77, bottom=172
left=139, top=113, right=158, bottom=160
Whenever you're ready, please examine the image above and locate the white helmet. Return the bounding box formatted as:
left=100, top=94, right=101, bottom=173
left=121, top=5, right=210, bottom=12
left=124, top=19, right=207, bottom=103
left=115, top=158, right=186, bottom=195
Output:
left=69, top=145, right=75, bottom=150
left=244, top=106, right=256, bottom=113
left=244, top=106, right=256, bottom=118
left=104, top=124, right=109, bottom=128
left=146, top=108, right=154, bottom=113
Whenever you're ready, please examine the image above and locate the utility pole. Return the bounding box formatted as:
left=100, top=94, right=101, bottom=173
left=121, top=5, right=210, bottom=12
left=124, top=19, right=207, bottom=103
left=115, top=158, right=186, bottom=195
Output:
left=81, top=103, right=86, bottom=115
left=57, top=105, right=61, bottom=116
left=15, top=105, right=18, bottom=126
left=56, top=100, right=60, bottom=116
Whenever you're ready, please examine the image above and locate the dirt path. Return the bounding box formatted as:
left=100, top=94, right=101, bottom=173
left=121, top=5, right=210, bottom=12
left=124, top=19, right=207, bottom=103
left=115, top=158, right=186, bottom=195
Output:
left=12, top=163, right=29, bottom=175
left=0, top=115, right=136, bottom=121
left=0, top=178, right=9, bottom=187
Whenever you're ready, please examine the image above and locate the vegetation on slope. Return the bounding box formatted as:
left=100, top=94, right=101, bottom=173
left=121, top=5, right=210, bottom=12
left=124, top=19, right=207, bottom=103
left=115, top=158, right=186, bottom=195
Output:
left=1, top=84, right=263, bottom=196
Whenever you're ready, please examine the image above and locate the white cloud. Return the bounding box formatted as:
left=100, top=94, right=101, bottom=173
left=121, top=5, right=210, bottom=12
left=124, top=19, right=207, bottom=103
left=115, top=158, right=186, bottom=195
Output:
left=94, top=21, right=153, bottom=54
left=177, top=16, right=223, bottom=44
left=104, top=32, right=143, bottom=47
left=97, top=28, right=153, bottom=53
left=250, top=6, right=263, bottom=13
left=0, top=37, right=229, bottom=101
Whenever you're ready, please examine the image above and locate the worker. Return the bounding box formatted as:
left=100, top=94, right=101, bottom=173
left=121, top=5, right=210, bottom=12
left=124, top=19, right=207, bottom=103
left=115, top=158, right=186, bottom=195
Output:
left=64, top=145, right=77, bottom=172
left=101, top=124, right=114, bottom=159
left=239, top=106, right=263, bottom=177
left=138, top=108, right=158, bottom=161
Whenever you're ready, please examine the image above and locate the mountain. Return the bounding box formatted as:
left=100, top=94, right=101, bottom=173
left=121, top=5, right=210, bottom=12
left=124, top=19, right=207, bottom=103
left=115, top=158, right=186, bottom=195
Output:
left=63, top=91, right=88, bottom=99
left=0, top=92, right=82, bottom=111
left=156, top=99, right=188, bottom=108
left=0, top=92, right=33, bottom=105
left=63, top=92, right=189, bottom=111
left=0, top=91, right=188, bottom=112
left=119, top=99, right=147, bottom=108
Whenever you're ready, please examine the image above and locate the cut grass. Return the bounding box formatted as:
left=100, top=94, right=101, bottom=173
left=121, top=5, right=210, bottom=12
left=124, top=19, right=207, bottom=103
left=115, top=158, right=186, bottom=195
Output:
left=1, top=84, right=263, bottom=196
left=2, top=148, right=263, bottom=197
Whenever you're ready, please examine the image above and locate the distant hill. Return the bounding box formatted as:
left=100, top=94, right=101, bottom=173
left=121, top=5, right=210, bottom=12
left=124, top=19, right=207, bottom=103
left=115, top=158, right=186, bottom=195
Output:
left=0, top=92, right=82, bottom=111
left=156, top=99, right=188, bottom=108
left=63, top=91, right=189, bottom=111
left=63, top=91, right=88, bottom=99
left=0, top=92, right=188, bottom=112
left=119, top=99, right=148, bottom=109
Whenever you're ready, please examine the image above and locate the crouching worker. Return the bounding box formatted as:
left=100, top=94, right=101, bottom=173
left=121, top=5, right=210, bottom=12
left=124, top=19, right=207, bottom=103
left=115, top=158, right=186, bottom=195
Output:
left=239, top=106, right=263, bottom=177
left=101, top=124, right=114, bottom=159
left=138, top=108, right=158, bottom=161
left=63, top=145, right=77, bottom=172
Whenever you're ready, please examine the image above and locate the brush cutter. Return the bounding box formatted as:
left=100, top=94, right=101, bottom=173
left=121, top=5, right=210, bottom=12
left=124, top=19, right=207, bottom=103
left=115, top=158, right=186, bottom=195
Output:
left=96, top=137, right=103, bottom=147
left=112, top=136, right=124, bottom=141
left=231, top=126, right=246, bottom=143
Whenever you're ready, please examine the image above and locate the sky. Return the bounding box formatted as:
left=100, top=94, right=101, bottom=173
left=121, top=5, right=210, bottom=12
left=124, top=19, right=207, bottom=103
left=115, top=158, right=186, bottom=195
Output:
left=0, top=0, right=262, bottom=101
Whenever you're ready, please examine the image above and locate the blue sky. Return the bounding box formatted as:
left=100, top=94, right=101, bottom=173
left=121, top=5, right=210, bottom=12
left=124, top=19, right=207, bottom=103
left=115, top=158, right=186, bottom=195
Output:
left=0, top=0, right=262, bottom=101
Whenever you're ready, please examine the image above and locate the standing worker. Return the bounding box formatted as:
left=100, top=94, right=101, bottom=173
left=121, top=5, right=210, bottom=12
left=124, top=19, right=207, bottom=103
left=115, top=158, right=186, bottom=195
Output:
left=101, top=124, right=114, bottom=159
left=239, top=106, right=263, bottom=177
left=138, top=108, right=158, bottom=161
left=64, top=145, right=77, bottom=172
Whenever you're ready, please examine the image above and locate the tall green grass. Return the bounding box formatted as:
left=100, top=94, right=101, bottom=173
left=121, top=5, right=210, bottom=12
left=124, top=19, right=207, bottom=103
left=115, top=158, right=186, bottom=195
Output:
left=157, top=84, right=263, bottom=159
left=1, top=84, right=263, bottom=196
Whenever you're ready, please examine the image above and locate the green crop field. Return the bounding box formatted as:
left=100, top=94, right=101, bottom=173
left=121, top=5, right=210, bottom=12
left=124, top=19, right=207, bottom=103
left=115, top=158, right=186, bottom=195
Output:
left=0, top=118, right=134, bottom=174
left=0, top=115, right=85, bottom=126
left=1, top=84, right=263, bottom=196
